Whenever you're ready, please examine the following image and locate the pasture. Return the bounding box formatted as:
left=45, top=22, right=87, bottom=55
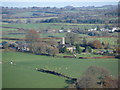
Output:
left=86, top=37, right=118, bottom=46
left=2, top=51, right=118, bottom=88
left=2, top=23, right=105, bottom=30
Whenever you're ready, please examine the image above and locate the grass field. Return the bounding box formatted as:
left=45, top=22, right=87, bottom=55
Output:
left=3, top=17, right=58, bottom=22
left=1, top=28, right=18, bottom=31
left=2, top=23, right=105, bottom=30
left=86, top=37, right=118, bottom=46
left=2, top=51, right=118, bottom=88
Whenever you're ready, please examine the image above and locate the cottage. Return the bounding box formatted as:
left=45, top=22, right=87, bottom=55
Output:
left=59, top=30, right=64, bottom=33
left=66, top=45, right=76, bottom=52
left=67, top=30, right=71, bottom=32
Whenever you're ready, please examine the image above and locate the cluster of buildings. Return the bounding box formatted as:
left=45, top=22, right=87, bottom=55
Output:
left=58, top=29, right=71, bottom=33
left=88, top=27, right=119, bottom=32
left=0, top=37, right=76, bottom=53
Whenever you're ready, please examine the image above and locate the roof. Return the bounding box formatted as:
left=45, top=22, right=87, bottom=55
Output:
left=58, top=44, right=74, bottom=48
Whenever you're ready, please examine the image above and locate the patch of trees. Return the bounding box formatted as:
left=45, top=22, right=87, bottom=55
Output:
left=2, top=5, right=118, bottom=24
left=69, top=66, right=119, bottom=88
left=65, top=32, right=79, bottom=45
left=81, top=37, right=112, bottom=50
left=40, top=18, right=105, bottom=24
left=26, top=30, right=59, bottom=56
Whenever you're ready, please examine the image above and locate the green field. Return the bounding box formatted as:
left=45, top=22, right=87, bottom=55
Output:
left=86, top=37, right=118, bottom=46
left=2, top=23, right=105, bottom=30
left=2, top=51, right=118, bottom=88
left=2, top=28, right=18, bottom=31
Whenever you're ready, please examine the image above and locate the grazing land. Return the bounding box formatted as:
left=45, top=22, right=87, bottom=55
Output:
left=2, top=51, right=118, bottom=88
left=1, top=4, right=119, bottom=88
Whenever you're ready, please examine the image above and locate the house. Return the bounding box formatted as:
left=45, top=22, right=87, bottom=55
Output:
left=58, top=30, right=64, bottom=33
left=59, top=44, right=76, bottom=52
left=16, top=41, right=30, bottom=52
left=65, top=45, right=76, bottom=52
left=0, top=41, right=8, bottom=49
left=67, top=30, right=71, bottom=33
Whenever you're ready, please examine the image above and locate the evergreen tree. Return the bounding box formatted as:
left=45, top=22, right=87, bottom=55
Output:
left=75, top=44, right=82, bottom=54
left=59, top=46, right=67, bottom=53
left=96, top=26, right=100, bottom=31
left=85, top=46, right=92, bottom=53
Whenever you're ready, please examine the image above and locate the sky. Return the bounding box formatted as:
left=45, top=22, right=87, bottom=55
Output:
left=1, top=0, right=119, bottom=7
left=0, top=0, right=119, bottom=2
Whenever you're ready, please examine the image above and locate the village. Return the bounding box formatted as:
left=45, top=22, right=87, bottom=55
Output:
left=1, top=28, right=119, bottom=59
left=1, top=2, right=119, bottom=89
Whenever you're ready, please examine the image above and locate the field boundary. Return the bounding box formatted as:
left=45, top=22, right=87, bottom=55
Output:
left=79, top=56, right=115, bottom=59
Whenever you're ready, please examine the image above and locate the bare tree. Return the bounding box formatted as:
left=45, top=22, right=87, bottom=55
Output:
left=26, top=29, right=40, bottom=43
left=76, top=75, right=98, bottom=88
left=66, top=32, right=79, bottom=45
left=74, top=66, right=118, bottom=88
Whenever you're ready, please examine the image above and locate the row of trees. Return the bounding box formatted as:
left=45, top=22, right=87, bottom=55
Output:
left=2, top=5, right=118, bottom=24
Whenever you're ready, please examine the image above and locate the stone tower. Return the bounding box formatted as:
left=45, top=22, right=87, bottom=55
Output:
left=61, top=37, right=65, bottom=45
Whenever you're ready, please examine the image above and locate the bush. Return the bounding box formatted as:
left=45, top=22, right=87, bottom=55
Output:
left=92, top=40, right=102, bottom=49
left=75, top=44, right=82, bottom=54
left=84, top=46, right=92, bottom=53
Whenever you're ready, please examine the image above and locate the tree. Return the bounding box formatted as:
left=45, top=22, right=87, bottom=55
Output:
left=92, top=40, right=102, bottom=49
left=51, top=47, right=59, bottom=56
left=66, top=32, right=79, bottom=45
left=75, top=44, right=82, bottom=54
left=26, top=29, right=41, bottom=53
left=26, top=29, right=40, bottom=43
left=59, top=46, right=67, bottom=53
left=2, top=42, right=9, bottom=49
left=104, top=23, right=109, bottom=29
left=82, top=37, right=87, bottom=46
left=103, top=75, right=118, bottom=88
left=74, top=66, right=113, bottom=88
left=48, top=39, right=58, bottom=47
left=96, top=26, right=100, bottom=31
left=76, top=75, right=98, bottom=88
left=84, top=46, right=92, bottom=53
left=73, top=66, right=119, bottom=88
left=102, top=42, right=110, bottom=49
left=46, top=46, right=59, bottom=56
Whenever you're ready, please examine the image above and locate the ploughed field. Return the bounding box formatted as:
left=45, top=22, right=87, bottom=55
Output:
left=2, top=51, right=118, bottom=88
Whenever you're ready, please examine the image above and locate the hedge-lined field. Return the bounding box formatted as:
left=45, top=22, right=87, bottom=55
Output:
left=2, top=23, right=105, bottom=30
left=2, top=51, right=118, bottom=88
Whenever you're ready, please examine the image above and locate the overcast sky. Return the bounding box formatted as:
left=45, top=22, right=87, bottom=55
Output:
left=1, top=0, right=119, bottom=2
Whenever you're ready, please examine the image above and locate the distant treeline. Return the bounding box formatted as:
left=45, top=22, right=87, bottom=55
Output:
left=2, top=5, right=118, bottom=24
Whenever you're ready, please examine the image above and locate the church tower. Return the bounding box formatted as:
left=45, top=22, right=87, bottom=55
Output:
left=61, top=37, right=65, bottom=45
